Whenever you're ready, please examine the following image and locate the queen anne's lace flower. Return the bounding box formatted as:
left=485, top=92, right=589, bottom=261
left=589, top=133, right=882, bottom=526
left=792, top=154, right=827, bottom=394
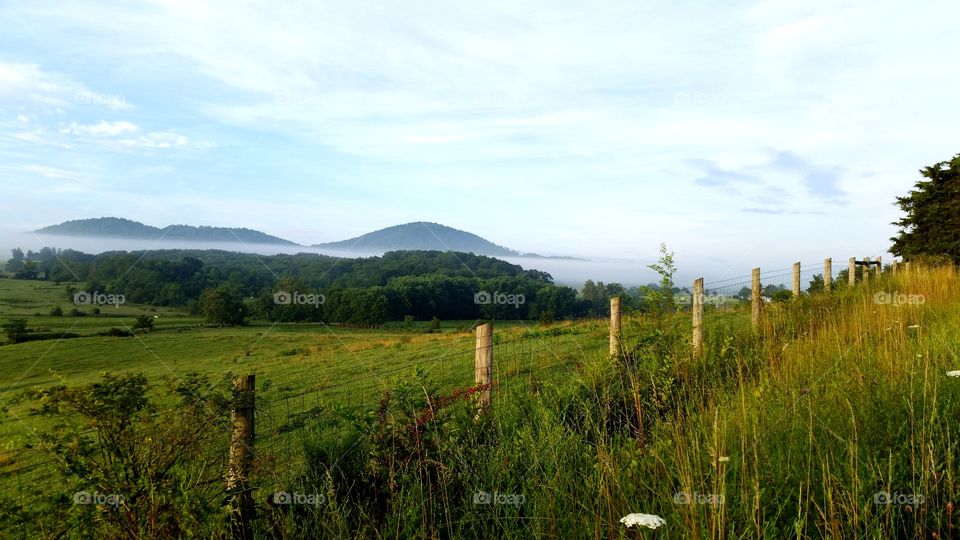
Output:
left=620, top=513, right=666, bottom=529
left=947, top=371, right=960, bottom=378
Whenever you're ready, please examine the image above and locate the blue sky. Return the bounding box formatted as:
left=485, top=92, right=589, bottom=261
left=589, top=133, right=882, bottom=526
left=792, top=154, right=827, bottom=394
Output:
left=1, top=0, right=958, bottom=271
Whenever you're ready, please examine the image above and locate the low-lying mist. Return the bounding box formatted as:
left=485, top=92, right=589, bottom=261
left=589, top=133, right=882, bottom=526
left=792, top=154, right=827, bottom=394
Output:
left=0, top=231, right=671, bottom=288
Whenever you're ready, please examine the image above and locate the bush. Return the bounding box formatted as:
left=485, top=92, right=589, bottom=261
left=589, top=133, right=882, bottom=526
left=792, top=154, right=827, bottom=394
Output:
left=132, top=314, right=154, bottom=331
left=771, top=289, right=794, bottom=303
left=102, top=328, right=132, bottom=337
left=19, top=372, right=233, bottom=537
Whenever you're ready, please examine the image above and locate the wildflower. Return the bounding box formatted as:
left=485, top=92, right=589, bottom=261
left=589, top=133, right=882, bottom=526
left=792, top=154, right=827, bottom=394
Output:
left=718, top=456, right=730, bottom=462
left=947, top=371, right=960, bottom=378
left=620, top=513, right=666, bottom=529
left=908, top=325, right=920, bottom=329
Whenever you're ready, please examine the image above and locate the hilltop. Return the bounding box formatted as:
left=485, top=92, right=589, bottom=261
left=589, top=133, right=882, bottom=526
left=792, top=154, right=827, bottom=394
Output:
left=313, top=222, right=521, bottom=257
left=34, top=217, right=297, bottom=245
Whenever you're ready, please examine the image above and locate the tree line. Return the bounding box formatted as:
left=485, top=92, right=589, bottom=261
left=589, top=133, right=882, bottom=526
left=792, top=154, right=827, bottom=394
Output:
left=4, top=248, right=592, bottom=324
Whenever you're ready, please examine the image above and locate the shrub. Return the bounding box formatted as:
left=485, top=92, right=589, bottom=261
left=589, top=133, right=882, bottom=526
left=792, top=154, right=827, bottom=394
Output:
left=132, top=315, right=154, bottom=331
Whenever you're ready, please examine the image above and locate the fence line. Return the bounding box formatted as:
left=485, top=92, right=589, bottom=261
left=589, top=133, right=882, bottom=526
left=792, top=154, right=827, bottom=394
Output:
left=1, top=253, right=905, bottom=537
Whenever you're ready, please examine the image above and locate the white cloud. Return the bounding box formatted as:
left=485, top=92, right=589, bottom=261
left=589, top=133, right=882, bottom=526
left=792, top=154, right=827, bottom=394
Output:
left=60, top=120, right=139, bottom=137
left=0, top=60, right=132, bottom=110
left=118, top=131, right=190, bottom=149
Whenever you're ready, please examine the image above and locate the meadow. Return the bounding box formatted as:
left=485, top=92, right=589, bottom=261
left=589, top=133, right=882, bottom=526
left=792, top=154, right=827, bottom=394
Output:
left=1, top=266, right=958, bottom=538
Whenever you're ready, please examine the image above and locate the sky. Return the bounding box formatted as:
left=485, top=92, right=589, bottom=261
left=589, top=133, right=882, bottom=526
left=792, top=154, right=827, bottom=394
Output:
left=1, top=0, right=959, bottom=281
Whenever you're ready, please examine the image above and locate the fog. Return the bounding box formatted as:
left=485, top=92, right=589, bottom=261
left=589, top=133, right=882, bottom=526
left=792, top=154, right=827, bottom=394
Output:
left=0, top=230, right=680, bottom=286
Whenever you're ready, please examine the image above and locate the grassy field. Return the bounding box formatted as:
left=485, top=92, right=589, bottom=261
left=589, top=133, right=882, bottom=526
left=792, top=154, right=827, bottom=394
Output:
left=1, top=268, right=959, bottom=538
left=0, top=278, right=604, bottom=496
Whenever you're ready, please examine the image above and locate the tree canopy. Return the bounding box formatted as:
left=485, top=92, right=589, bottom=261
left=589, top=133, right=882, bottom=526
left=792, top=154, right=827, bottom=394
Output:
left=891, top=153, right=960, bottom=263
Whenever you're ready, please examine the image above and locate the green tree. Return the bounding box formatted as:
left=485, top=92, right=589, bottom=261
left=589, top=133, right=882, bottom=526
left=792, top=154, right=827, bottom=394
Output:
left=640, top=243, right=677, bottom=317
left=16, top=259, right=38, bottom=280
left=199, top=285, right=247, bottom=326
left=5, top=248, right=24, bottom=274
left=891, top=153, right=960, bottom=262
left=808, top=274, right=824, bottom=293
left=2, top=319, right=28, bottom=343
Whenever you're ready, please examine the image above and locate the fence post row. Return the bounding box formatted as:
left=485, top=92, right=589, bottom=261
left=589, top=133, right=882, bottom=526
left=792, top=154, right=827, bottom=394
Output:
left=475, top=322, right=493, bottom=409
left=227, top=374, right=255, bottom=540
left=824, top=258, right=832, bottom=293
left=609, top=296, right=621, bottom=357
left=692, top=278, right=704, bottom=358
left=751, top=268, right=761, bottom=330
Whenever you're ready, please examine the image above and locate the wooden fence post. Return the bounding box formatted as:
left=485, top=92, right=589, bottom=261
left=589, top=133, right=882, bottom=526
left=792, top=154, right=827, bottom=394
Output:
left=751, top=268, right=761, bottom=330
left=892, top=259, right=898, bottom=275
left=692, top=278, right=703, bottom=358
left=609, top=296, right=621, bottom=357
left=792, top=262, right=801, bottom=297
left=863, top=257, right=870, bottom=283
left=824, top=258, right=832, bottom=293
left=227, top=374, right=255, bottom=540
left=849, top=257, right=856, bottom=286
left=475, top=323, right=493, bottom=409
left=906, top=261, right=911, bottom=273
left=875, top=256, right=882, bottom=278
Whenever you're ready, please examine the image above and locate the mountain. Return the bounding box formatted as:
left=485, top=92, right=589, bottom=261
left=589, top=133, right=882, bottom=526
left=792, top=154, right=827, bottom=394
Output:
left=34, top=217, right=298, bottom=245
left=313, top=222, right=521, bottom=257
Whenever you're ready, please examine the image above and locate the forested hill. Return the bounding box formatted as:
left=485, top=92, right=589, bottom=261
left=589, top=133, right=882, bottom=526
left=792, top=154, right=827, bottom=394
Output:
left=34, top=217, right=297, bottom=245
left=313, top=222, right=520, bottom=257
left=8, top=248, right=580, bottom=323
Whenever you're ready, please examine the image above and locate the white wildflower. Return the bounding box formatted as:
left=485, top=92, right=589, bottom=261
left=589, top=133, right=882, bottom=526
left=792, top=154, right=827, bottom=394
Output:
left=908, top=325, right=920, bottom=329
left=620, top=513, right=666, bottom=529
left=947, top=371, right=960, bottom=378
left=718, top=456, right=730, bottom=462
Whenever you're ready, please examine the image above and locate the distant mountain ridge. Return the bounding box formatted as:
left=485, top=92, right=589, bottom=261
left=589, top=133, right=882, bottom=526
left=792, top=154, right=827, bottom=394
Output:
left=35, top=217, right=297, bottom=245
left=33, top=218, right=582, bottom=259
left=313, top=222, right=520, bottom=257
